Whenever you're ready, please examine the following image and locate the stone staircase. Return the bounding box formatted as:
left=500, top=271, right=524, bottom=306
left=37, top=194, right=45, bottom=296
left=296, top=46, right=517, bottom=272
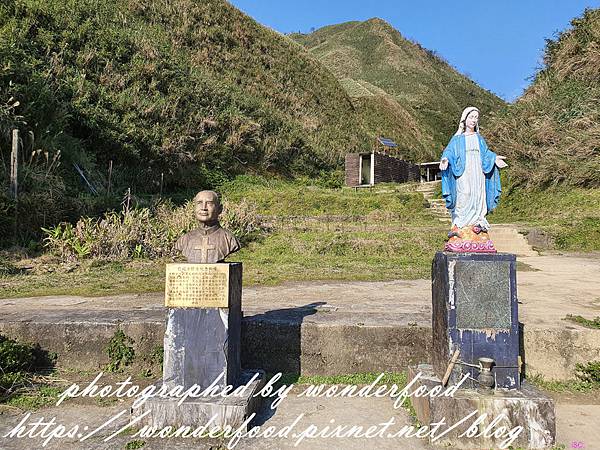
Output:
left=416, top=181, right=538, bottom=256
left=416, top=181, right=451, bottom=222
left=488, top=225, right=538, bottom=257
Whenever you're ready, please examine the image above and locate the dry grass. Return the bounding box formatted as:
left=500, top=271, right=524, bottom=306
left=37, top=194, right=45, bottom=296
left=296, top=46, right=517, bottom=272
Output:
left=291, top=18, right=504, bottom=163
left=487, top=8, right=600, bottom=189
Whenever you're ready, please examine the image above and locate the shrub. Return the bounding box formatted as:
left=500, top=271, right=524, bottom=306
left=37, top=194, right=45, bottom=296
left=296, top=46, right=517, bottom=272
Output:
left=0, top=334, right=55, bottom=398
left=575, top=361, right=600, bottom=384
left=0, top=256, right=19, bottom=275
left=105, top=330, right=135, bottom=373
left=315, top=170, right=344, bottom=189
left=0, top=335, right=35, bottom=373
left=42, top=198, right=264, bottom=260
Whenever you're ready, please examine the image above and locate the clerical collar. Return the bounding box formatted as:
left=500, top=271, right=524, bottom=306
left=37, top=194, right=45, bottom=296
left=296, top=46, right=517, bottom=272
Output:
left=196, top=224, right=221, bottom=236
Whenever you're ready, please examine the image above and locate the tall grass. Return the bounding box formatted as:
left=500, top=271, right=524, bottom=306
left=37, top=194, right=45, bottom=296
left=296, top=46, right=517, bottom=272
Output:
left=42, top=199, right=263, bottom=260
left=487, top=8, right=600, bottom=188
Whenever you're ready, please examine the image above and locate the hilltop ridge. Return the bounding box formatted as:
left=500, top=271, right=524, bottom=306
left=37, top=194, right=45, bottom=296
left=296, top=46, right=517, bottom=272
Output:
left=291, top=18, right=505, bottom=162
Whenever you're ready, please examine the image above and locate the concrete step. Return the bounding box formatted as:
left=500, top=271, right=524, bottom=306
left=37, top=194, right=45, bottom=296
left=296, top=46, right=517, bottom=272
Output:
left=416, top=181, right=441, bottom=200
left=489, top=226, right=538, bottom=256
left=0, top=273, right=597, bottom=381
left=415, top=181, right=440, bottom=191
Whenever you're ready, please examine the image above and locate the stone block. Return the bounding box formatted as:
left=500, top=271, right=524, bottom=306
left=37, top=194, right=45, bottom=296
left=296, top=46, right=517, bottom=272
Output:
left=408, top=364, right=555, bottom=449
left=132, top=369, right=264, bottom=430
left=432, top=252, right=520, bottom=389
left=163, top=262, right=242, bottom=390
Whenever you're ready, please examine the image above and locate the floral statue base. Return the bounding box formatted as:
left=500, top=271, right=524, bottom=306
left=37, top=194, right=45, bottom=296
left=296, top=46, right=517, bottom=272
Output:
left=444, top=225, right=497, bottom=253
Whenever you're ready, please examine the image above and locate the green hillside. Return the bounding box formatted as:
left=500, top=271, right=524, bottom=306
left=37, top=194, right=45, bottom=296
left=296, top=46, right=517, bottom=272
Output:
left=487, top=8, right=600, bottom=188
left=0, top=0, right=372, bottom=242
left=291, top=18, right=505, bottom=162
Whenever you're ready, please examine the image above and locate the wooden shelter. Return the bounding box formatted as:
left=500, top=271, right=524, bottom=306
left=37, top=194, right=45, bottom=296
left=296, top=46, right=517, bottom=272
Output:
left=345, top=137, right=420, bottom=187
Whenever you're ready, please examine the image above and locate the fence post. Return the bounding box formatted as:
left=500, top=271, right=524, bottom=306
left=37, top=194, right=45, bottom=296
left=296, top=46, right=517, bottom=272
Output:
left=107, top=160, right=113, bottom=195
left=10, top=129, right=18, bottom=200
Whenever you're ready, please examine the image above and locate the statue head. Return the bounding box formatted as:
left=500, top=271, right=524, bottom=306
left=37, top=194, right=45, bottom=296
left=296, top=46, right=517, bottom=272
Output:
left=455, top=106, right=480, bottom=135
left=193, top=190, right=222, bottom=226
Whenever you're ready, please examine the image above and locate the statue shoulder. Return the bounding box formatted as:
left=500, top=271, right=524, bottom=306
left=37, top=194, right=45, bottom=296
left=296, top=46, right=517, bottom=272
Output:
left=448, top=134, right=464, bottom=147
left=443, top=134, right=461, bottom=156
left=174, top=229, right=195, bottom=250
left=219, top=227, right=241, bottom=251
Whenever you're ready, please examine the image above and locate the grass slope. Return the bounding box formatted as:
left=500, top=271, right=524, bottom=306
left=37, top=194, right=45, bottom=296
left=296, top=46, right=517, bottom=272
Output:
left=0, top=177, right=447, bottom=298
left=291, top=18, right=505, bottom=162
left=0, top=0, right=370, bottom=193
left=492, top=185, right=600, bottom=251
left=487, top=8, right=600, bottom=188
left=486, top=9, right=600, bottom=250
left=1, top=0, right=381, bottom=244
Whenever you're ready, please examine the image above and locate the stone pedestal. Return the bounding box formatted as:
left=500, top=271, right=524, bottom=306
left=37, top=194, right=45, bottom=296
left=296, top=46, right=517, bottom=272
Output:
left=133, top=369, right=265, bottom=429
left=432, top=252, right=520, bottom=389
left=133, top=262, right=263, bottom=429
left=408, top=364, right=555, bottom=449
left=419, top=252, right=556, bottom=447
left=163, top=263, right=242, bottom=390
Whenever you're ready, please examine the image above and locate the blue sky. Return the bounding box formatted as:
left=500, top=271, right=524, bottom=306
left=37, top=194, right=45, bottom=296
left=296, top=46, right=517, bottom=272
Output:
left=229, top=0, right=600, bottom=101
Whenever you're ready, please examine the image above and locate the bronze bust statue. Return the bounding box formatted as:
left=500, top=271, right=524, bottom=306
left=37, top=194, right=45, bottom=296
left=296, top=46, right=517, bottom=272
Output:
left=174, top=190, right=241, bottom=263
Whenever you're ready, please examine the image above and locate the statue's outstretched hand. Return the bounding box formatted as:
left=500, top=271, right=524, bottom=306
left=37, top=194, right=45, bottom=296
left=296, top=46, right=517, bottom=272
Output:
left=439, top=158, right=449, bottom=171
left=496, top=156, right=508, bottom=169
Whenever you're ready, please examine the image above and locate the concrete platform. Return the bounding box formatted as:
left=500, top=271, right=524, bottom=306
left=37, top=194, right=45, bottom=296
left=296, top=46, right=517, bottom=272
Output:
left=132, top=370, right=265, bottom=430
left=0, top=255, right=599, bottom=380
left=0, top=383, right=597, bottom=449
left=408, top=364, right=555, bottom=449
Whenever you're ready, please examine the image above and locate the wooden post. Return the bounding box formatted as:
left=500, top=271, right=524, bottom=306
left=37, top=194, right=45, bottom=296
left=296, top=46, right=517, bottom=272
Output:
left=10, top=129, right=18, bottom=200
left=107, top=160, right=113, bottom=194
left=159, top=172, right=164, bottom=197
left=125, top=187, right=131, bottom=211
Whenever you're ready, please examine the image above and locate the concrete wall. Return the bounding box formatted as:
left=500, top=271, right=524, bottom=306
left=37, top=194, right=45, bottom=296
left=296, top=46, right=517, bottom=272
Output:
left=0, top=317, right=595, bottom=379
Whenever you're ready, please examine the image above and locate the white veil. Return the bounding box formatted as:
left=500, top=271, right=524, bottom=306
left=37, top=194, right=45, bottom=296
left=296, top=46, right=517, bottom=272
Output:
left=454, top=106, right=480, bottom=135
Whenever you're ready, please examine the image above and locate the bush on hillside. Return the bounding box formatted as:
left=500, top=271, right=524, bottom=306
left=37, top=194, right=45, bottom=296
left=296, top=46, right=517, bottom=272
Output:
left=0, top=334, right=55, bottom=398
left=42, top=198, right=264, bottom=260
left=575, top=360, right=600, bottom=384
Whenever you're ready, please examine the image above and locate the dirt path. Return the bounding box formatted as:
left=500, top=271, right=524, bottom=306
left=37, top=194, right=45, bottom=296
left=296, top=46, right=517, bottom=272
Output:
left=1, top=391, right=598, bottom=449
left=5, top=254, right=597, bottom=331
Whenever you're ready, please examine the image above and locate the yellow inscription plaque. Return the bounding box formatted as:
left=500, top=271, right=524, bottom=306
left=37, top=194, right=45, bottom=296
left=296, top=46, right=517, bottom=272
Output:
left=165, top=263, right=229, bottom=308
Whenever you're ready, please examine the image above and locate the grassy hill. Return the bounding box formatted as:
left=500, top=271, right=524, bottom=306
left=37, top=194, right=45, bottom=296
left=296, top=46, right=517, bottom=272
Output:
left=291, top=18, right=505, bottom=162
left=0, top=177, right=447, bottom=298
left=0, top=0, right=375, bottom=184
left=0, top=0, right=376, bottom=243
left=486, top=9, right=600, bottom=251
left=486, top=8, right=600, bottom=189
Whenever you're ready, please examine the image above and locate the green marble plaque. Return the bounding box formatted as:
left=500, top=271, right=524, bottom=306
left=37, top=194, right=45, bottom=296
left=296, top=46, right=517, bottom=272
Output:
left=454, top=261, right=511, bottom=329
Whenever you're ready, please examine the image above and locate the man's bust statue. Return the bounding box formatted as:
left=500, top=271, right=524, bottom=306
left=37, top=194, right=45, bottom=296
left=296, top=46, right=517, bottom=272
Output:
left=174, top=190, right=241, bottom=263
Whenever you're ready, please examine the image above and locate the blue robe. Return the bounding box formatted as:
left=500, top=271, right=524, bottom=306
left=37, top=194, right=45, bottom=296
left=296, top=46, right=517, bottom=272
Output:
left=440, top=134, right=501, bottom=214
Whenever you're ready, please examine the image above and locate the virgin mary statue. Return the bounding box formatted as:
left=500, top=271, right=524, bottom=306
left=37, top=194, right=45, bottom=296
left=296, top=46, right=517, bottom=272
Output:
left=439, top=106, right=507, bottom=252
